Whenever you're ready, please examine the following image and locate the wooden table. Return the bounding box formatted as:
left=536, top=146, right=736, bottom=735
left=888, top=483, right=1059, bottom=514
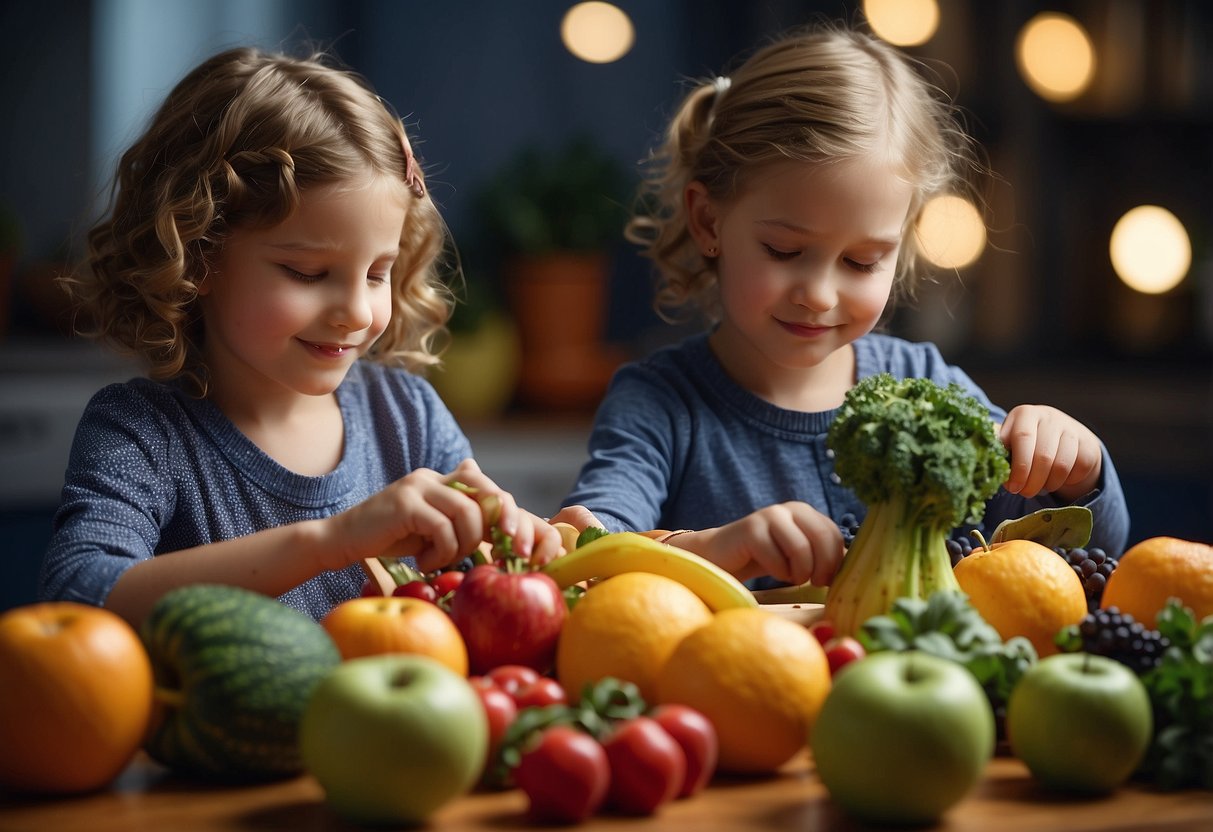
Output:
left=2, top=752, right=1209, bottom=831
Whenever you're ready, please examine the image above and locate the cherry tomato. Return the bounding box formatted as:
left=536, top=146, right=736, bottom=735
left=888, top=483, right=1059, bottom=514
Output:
left=648, top=704, right=718, bottom=798
left=512, top=677, right=568, bottom=710
left=486, top=665, right=541, bottom=698
left=514, top=726, right=610, bottom=824
left=358, top=579, right=382, bottom=598
left=392, top=581, right=438, bottom=603
left=823, top=636, right=866, bottom=676
left=429, top=570, right=466, bottom=598
left=601, top=716, right=685, bottom=815
left=808, top=619, right=836, bottom=646
left=468, top=677, right=518, bottom=757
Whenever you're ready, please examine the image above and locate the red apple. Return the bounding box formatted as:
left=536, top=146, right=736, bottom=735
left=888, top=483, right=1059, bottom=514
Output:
left=448, top=564, right=567, bottom=675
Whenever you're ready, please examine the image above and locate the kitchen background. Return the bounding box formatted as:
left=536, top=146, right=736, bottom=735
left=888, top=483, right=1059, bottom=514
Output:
left=1, top=0, right=1210, bottom=613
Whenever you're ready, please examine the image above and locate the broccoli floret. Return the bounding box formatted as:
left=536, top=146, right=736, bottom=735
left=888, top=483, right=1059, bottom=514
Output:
left=828, top=374, right=1009, bottom=528
left=823, top=374, right=1010, bottom=636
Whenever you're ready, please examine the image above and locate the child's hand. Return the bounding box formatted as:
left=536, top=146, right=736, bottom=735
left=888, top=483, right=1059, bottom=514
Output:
left=691, top=502, right=844, bottom=588
left=331, top=459, right=560, bottom=573
left=999, top=405, right=1103, bottom=502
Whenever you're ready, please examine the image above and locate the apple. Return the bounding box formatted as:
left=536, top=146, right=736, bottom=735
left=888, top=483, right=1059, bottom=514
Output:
left=299, top=654, right=488, bottom=825
left=0, top=602, right=154, bottom=794
left=1007, top=652, right=1152, bottom=794
left=448, top=564, right=567, bottom=674
left=810, top=651, right=994, bottom=825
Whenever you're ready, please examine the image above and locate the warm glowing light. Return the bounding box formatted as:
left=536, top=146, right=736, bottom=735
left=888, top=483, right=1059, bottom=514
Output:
left=916, top=195, right=986, bottom=269
left=1016, top=13, right=1096, bottom=102
left=561, top=2, right=634, bottom=64
left=863, top=0, right=940, bottom=47
left=1109, top=205, right=1190, bottom=294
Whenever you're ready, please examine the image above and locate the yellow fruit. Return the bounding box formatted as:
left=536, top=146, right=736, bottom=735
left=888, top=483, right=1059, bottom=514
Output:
left=953, top=539, right=1087, bottom=657
left=556, top=572, right=713, bottom=703
left=542, top=532, right=757, bottom=612
left=1102, top=536, right=1213, bottom=627
left=655, top=608, right=831, bottom=773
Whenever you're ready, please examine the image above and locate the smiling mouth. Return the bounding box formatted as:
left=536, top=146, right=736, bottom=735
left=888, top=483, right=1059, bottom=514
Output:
left=778, top=319, right=833, bottom=337
left=301, top=340, right=357, bottom=357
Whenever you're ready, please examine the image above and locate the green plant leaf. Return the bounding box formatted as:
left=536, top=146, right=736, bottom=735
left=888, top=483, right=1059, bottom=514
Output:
left=989, top=505, right=1093, bottom=548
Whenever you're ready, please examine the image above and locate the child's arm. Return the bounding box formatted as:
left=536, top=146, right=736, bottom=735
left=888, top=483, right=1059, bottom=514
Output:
left=998, top=405, right=1103, bottom=502
left=554, top=502, right=844, bottom=589
left=104, top=458, right=562, bottom=626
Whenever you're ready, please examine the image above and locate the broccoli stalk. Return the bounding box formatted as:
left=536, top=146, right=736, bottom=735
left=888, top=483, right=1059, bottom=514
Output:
left=823, top=374, right=1010, bottom=637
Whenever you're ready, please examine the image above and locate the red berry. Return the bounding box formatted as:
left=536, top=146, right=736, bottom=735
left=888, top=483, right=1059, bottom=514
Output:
left=808, top=619, right=836, bottom=646
left=393, top=581, right=439, bottom=603
left=430, top=570, right=466, bottom=598
left=359, top=578, right=383, bottom=597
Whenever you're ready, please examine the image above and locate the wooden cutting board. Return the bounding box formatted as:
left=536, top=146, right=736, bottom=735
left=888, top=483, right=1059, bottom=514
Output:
left=758, top=602, right=825, bottom=627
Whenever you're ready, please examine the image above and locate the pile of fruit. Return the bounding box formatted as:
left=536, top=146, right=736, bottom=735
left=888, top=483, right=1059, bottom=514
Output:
left=1, top=509, right=1210, bottom=826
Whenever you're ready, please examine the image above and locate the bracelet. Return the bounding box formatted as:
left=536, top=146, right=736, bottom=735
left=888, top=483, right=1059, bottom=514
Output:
left=656, top=529, right=693, bottom=545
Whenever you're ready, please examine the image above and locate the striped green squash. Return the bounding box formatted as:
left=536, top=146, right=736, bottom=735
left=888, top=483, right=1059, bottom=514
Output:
left=140, top=584, right=341, bottom=782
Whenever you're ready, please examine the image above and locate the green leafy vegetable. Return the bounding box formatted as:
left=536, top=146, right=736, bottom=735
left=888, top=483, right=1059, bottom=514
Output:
left=825, top=374, right=1010, bottom=635
left=859, top=591, right=1037, bottom=723
left=1136, top=599, right=1213, bottom=790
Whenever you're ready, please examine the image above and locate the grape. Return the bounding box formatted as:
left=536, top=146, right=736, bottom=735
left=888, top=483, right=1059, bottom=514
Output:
left=946, top=534, right=974, bottom=567
left=1055, top=547, right=1116, bottom=611
left=839, top=512, right=860, bottom=548
left=1070, top=606, right=1169, bottom=675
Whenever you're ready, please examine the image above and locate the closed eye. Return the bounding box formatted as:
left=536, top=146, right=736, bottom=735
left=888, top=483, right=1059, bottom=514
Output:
left=844, top=258, right=882, bottom=274
left=281, top=265, right=324, bottom=283
left=763, top=244, right=800, bottom=261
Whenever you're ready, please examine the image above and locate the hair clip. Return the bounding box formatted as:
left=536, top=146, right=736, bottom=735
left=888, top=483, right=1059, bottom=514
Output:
left=399, top=127, right=426, bottom=199
left=713, top=75, right=732, bottom=96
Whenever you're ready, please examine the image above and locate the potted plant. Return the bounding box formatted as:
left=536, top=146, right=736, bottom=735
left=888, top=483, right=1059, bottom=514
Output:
left=427, top=264, right=521, bottom=422
left=474, top=136, right=632, bottom=411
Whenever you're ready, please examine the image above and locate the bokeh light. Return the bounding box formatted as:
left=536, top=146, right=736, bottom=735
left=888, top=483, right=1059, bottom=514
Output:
left=561, top=2, right=634, bottom=64
left=916, top=195, right=987, bottom=269
left=863, top=0, right=940, bottom=47
left=1109, top=205, right=1191, bottom=295
left=1015, top=13, right=1096, bottom=102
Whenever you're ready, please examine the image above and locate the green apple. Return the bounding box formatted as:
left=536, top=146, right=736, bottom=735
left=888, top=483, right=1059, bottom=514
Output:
left=1007, top=652, right=1152, bottom=794
left=810, top=651, right=994, bottom=825
left=299, top=654, right=488, bottom=825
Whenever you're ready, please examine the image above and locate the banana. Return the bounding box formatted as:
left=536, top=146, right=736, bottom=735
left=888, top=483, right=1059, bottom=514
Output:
left=540, top=531, right=757, bottom=612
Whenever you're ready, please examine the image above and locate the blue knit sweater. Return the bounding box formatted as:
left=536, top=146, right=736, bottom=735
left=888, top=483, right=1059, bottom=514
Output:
left=39, top=361, right=471, bottom=620
left=562, top=333, right=1131, bottom=585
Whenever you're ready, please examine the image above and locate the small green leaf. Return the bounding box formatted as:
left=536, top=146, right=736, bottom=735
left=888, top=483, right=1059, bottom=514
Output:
left=575, top=526, right=611, bottom=548
left=989, top=505, right=1093, bottom=548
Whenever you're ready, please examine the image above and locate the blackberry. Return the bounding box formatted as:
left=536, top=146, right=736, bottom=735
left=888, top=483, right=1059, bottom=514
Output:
left=1071, top=607, right=1169, bottom=675
left=839, top=512, right=860, bottom=548
left=1055, top=546, right=1116, bottom=611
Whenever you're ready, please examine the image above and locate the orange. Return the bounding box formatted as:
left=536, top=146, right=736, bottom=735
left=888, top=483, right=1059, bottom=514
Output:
left=655, top=607, right=831, bottom=774
left=953, top=539, right=1087, bottom=657
left=1102, top=536, right=1213, bottom=627
left=321, top=597, right=468, bottom=675
left=556, top=572, right=713, bottom=703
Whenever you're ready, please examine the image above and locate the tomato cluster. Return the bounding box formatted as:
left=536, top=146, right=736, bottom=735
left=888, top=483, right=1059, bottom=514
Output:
left=808, top=619, right=866, bottom=676
left=473, top=674, right=718, bottom=823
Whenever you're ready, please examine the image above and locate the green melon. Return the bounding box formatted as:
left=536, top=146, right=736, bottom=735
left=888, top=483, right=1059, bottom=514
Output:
left=140, top=584, right=340, bottom=782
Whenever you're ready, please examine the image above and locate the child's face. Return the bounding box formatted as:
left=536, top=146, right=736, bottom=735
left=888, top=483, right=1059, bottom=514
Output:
left=199, top=175, right=406, bottom=404
left=703, top=154, right=912, bottom=380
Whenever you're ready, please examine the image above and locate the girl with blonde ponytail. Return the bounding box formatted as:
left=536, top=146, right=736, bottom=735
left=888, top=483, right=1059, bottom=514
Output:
left=559, top=23, right=1129, bottom=589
